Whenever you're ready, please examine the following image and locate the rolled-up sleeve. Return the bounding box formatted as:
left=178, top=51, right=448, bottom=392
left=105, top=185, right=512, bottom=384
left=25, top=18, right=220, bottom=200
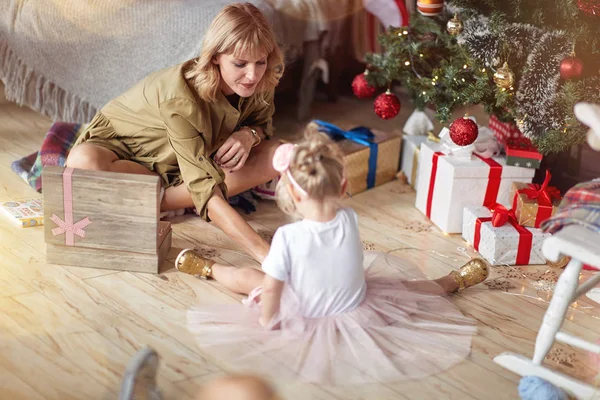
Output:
left=159, top=98, right=226, bottom=220
left=244, top=90, right=275, bottom=137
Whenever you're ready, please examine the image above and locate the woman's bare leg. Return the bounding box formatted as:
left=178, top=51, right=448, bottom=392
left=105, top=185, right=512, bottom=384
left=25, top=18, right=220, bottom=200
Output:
left=210, top=263, right=265, bottom=295
left=66, top=143, right=156, bottom=176
left=208, top=140, right=281, bottom=262
left=164, top=140, right=282, bottom=262
left=161, top=139, right=280, bottom=210
left=223, top=139, right=280, bottom=196
left=207, top=188, right=270, bottom=263
left=161, top=184, right=195, bottom=210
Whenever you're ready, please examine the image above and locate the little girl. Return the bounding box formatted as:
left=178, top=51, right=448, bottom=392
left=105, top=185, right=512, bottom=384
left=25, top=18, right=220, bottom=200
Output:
left=177, top=126, right=489, bottom=385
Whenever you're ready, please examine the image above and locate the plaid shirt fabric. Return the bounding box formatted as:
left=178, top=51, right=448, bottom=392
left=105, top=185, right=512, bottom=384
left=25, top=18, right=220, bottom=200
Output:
left=541, top=179, right=600, bottom=234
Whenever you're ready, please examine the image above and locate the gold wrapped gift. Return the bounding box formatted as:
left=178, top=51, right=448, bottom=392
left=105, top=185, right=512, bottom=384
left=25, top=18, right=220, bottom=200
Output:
left=336, top=129, right=402, bottom=196
left=510, top=178, right=561, bottom=228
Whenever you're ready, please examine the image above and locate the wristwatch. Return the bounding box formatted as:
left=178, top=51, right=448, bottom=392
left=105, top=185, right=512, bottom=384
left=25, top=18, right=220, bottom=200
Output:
left=245, top=126, right=261, bottom=148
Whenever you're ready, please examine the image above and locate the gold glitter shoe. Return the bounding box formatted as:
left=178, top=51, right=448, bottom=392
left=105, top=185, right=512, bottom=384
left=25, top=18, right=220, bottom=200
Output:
left=449, top=258, right=490, bottom=292
left=175, top=249, right=215, bottom=280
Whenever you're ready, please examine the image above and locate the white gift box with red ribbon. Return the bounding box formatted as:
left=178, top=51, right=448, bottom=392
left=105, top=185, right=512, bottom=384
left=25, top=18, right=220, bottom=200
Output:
left=462, top=206, right=549, bottom=265
left=415, top=128, right=535, bottom=233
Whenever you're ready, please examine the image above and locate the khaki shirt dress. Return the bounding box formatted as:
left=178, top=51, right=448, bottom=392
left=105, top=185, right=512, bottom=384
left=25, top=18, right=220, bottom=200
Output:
left=75, top=60, right=275, bottom=220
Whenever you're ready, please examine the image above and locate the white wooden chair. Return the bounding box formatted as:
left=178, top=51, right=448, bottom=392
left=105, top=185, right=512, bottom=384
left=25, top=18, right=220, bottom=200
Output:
left=494, top=224, right=600, bottom=399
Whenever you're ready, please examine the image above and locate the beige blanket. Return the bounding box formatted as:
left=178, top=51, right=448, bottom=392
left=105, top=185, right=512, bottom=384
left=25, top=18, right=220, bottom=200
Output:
left=0, top=0, right=361, bottom=123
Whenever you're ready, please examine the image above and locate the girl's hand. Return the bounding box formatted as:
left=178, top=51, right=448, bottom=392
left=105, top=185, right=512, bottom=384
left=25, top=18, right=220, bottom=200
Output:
left=259, top=316, right=280, bottom=330
left=214, top=128, right=255, bottom=172
left=259, top=316, right=269, bottom=328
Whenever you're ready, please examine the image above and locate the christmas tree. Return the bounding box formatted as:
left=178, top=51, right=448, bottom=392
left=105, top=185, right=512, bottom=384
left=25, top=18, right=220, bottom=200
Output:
left=362, top=1, right=600, bottom=154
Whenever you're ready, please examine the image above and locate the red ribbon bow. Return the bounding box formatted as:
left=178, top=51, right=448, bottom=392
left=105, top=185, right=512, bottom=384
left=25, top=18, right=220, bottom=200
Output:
left=513, top=170, right=561, bottom=228
left=489, top=203, right=518, bottom=227
left=521, top=171, right=561, bottom=203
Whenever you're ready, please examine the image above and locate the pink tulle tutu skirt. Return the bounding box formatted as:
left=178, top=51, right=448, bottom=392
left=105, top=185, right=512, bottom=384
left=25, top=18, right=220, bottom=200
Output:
left=187, top=252, right=476, bottom=385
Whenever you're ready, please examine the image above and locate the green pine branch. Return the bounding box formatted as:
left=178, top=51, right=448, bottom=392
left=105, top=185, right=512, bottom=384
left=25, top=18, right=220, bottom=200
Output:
left=361, top=2, right=599, bottom=154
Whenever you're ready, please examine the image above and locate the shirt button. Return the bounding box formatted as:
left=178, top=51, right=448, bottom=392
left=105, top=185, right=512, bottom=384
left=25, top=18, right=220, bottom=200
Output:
left=198, top=156, right=204, bottom=161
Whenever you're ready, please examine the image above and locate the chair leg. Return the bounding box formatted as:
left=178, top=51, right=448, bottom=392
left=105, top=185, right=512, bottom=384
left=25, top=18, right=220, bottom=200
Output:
left=532, top=259, right=583, bottom=365
left=119, top=346, right=162, bottom=400
left=573, top=270, right=600, bottom=301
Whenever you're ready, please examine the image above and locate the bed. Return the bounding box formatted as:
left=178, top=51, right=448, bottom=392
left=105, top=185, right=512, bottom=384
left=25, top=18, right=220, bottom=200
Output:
left=0, top=0, right=381, bottom=123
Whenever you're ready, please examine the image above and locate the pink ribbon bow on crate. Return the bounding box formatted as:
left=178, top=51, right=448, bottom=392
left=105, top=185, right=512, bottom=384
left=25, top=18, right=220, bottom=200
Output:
left=50, top=168, right=92, bottom=245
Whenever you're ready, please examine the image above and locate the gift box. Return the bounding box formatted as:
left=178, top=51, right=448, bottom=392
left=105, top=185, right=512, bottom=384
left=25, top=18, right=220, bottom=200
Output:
left=505, top=137, right=543, bottom=169
left=511, top=171, right=561, bottom=228
left=462, top=206, right=550, bottom=265
left=313, top=120, right=402, bottom=196
left=43, top=166, right=172, bottom=273
left=489, top=115, right=524, bottom=144
left=415, top=137, right=535, bottom=233
left=400, top=135, right=428, bottom=188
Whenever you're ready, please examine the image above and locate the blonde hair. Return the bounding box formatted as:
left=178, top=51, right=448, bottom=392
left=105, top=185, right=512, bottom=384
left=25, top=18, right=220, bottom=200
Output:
left=185, top=3, right=284, bottom=106
left=276, top=124, right=345, bottom=216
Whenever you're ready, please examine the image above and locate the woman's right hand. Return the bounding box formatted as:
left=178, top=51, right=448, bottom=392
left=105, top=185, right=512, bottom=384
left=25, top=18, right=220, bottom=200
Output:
left=214, top=128, right=255, bottom=172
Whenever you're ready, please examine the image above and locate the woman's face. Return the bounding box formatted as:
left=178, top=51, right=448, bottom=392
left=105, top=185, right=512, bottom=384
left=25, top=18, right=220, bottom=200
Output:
left=214, top=50, right=268, bottom=98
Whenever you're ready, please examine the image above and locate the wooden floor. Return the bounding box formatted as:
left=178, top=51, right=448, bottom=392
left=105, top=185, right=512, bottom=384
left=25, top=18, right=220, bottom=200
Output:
left=2, top=84, right=600, bottom=400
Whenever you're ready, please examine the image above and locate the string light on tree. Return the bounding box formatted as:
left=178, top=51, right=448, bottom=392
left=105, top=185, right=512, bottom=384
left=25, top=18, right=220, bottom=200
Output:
left=446, top=14, right=463, bottom=35
left=374, top=89, right=401, bottom=120
left=352, top=70, right=377, bottom=99
left=516, top=116, right=527, bottom=132
left=493, top=62, right=515, bottom=89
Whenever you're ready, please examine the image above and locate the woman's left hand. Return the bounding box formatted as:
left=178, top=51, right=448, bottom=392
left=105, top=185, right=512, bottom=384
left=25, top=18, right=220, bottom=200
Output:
left=214, top=128, right=255, bottom=172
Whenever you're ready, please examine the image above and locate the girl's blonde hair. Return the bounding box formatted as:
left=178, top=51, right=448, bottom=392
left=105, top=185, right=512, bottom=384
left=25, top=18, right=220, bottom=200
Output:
left=185, top=3, right=284, bottom=105
left=276, top=124, right=345, bottom=216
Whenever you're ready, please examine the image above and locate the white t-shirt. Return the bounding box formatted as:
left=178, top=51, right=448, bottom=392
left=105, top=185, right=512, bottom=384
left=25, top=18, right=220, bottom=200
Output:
left=261, top=208, right=366, bottom=318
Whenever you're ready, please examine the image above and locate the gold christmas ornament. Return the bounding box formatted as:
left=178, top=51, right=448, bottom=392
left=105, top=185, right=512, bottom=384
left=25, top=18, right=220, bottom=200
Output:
left=493, top=62, right=515, bottom=89
left=446, top=14, right=463, bottom=36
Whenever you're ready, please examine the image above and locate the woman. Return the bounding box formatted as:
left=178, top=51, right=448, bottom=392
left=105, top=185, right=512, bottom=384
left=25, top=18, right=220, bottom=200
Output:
left=67, top=3, right=283, bottom=263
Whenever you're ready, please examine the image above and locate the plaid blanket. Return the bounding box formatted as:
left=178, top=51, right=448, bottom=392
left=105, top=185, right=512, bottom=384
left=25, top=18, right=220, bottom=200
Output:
left=11, top=122, right=84, bottom=192
left=11, top=122, right=259, bottom=214
left=542, top=178, right=600, bottom=234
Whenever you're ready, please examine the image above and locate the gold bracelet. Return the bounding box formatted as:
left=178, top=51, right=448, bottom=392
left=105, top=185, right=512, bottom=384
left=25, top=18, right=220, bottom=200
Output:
left=245, top=126, right=261, bottom=148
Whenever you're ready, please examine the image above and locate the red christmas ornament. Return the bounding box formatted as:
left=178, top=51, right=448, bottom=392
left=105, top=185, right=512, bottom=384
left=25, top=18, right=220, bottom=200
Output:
left=560, top=55, right=584, bottom=79
left=374, top=90, right=401, bottom=120
left=449, top=115, right=479, bottom=146
left=352, top=71, right=377, bottom=99
left=577, top=0, right=600, bottom=16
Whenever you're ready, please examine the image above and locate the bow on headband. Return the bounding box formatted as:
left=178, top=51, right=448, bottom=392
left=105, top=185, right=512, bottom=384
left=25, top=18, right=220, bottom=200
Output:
left=272, top=143, right=308, bottom=196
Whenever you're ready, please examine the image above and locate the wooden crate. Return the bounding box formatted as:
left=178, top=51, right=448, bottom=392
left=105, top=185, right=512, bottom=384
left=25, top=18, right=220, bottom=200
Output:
left=43, top=166, right=172, bottom=273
